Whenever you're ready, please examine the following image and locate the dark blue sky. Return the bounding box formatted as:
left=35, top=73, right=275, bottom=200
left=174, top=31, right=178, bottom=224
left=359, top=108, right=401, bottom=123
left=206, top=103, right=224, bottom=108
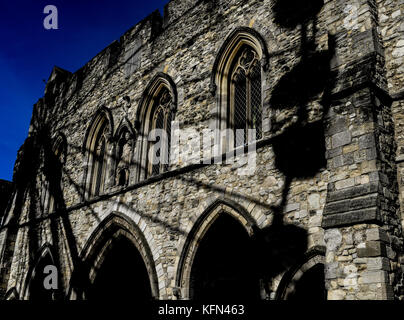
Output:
left=0, top=0, right=168, bottom=181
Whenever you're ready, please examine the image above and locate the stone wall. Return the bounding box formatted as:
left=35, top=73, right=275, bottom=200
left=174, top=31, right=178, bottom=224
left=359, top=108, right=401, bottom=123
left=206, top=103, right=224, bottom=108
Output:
left=0, top=0, right=403, bottom=300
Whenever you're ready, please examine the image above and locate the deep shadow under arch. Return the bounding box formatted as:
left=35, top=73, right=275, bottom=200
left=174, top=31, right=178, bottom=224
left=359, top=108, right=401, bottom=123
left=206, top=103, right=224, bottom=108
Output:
left=286, top=263, right=326, bottom=300
left=175, top=198, right=258, bottom=299
left=275, top=246, right=326, bottom=300
left=86, top=235, right=152, bottom=301
left=190, top=213, right=260, bottom=301
left=68, top=212, right=159, bottom=300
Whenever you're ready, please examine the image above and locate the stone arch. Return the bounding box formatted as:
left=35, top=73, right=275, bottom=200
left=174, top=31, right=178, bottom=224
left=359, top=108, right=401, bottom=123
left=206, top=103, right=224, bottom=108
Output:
left=82, top=107, right=114, bottom=199
left=69, top=212, right=159, bottom=300
left=275, top=246, right=326, bottom=300
left=135, top=73, right=177, bottom=180
left=22, top=243, right=58, bottom=300
left=4, top=287, right=19, bottom=300
left=175, top=198, right=258, bottom=299
left=210, top=27, right=269, bottom=147
left=83, top=106, right=114, bottom=154
left=114, top=117, right=137, bottom=141
left=41, top=131, right=68, bottom=213
left=210, top=26, right=269, bottom=95
left=136, top=72, right=178, bottom=124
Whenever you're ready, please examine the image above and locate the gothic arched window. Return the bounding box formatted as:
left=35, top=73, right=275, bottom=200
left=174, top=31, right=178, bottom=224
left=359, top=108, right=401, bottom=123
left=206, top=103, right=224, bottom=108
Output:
left=137, top=73, right=177, bottom=181
left=83, top=110, right=113, bottom=199
left=47, top=135, right=66, bottom=213
left=40, top=134, right=66, bottom=214
left=211, top=28, right=268, bottom=151
left=230, top=47, right=262, bottom=147
left=91, top=122, right=108, bottom=196
left=149, top=88, right=173, bottom=177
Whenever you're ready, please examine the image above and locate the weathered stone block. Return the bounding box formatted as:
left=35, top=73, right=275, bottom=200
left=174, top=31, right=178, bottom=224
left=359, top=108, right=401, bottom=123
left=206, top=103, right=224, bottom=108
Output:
left=367, top=257, right=390, bottom=271
left=360, top=271, right=389, bottom=284
left=359, top=133, right=376, bottom=150
left=366, top=228, right=389, bottom=243
left=332, top=131, right=352, bottom=148
left=322, top=207, right=380, bottom=228
left=357, top=241, right=387, bottom=258
left=335, top=178, right=355, bottom=190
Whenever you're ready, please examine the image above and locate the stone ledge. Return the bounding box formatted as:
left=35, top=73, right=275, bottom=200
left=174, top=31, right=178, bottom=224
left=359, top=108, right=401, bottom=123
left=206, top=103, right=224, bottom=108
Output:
left=326, top=181, right=380, bottom=202
left=324, top=193, right=378, bottom=216
left=322, top=207, right=381, bottom=229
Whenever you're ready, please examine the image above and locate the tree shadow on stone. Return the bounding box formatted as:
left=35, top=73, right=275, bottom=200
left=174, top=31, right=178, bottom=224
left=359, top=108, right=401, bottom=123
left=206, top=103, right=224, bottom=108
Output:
left=249, top=0, right=336, bottom=298
left=273, top=0, right=324, bottom=30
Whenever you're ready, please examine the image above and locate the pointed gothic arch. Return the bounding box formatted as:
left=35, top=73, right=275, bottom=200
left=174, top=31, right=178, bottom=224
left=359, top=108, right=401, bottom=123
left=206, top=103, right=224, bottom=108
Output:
left=41, top=132, right=67, bottom=214
left=210, top=27, right=269, bottom=149
left=68, top=212, right=159, bottom=300
left=175, top=199, right=259, bottom=300
left=136, top=73, right=177, bottom=180
left=275, top=246, right=326, bottom=300
left=22, top=244, right=59, bottom=300
left=82, top=107, right=114, bottom=199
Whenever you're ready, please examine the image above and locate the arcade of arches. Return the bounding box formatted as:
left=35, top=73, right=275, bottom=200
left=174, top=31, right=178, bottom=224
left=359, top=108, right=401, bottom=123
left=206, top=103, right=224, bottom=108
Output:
left=24, top=211, right=326, bottom=301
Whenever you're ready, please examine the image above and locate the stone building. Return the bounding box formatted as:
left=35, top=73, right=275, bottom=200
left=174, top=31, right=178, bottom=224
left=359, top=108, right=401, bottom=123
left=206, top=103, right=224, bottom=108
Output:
left=0, top=0, right=404, bottom=300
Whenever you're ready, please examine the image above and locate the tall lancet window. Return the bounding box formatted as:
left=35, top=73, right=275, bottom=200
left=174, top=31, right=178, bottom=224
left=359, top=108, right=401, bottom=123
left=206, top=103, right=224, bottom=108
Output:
left=92, top=123, right=108, bottom=196
left=48, top=135, right=66, bottom=213
left=149, top=88, right=173, bottom=177
left=40, top=134, right=66, bottom=215
left=137, top=73, right=177, bottom=182
left=211, top=28, right=267, bottom=153
left=230, top=46, right=262, bottom=147
left=84, top=110, right=112, bottom=199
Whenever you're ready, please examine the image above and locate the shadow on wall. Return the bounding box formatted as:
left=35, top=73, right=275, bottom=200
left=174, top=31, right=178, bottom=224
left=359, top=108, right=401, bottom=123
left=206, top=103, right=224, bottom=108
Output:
left=249, top=0, right=336, bottom=297
left=0, top=0, right=337, bottom=300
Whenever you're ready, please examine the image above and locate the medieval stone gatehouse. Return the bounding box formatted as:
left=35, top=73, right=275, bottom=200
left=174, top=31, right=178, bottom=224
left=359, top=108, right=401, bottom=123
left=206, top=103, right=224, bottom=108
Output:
left=1, top=0, right=404, bottom=300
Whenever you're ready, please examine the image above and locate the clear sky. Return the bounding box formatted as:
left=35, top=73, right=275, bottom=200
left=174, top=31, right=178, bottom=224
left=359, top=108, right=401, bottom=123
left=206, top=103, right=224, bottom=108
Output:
left=0, top=0, right=169, bottom=181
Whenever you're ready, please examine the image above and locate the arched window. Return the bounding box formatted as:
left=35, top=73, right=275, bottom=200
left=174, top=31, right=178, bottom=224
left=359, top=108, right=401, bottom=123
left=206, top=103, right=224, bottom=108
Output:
left=91, top=122, right=108, bottom=196
left=230, top=47, right=262, bottom=146
left=83, top=109, right=113, bottom=199
left=149, top=88, right=173, bottom=176
left=211, top=28, right=268, bottom=150
left=47, top=134, right=66, bottom=213
left=136, top=73, right=177, bottom=180
left=40, top=133, right=66, bottom=214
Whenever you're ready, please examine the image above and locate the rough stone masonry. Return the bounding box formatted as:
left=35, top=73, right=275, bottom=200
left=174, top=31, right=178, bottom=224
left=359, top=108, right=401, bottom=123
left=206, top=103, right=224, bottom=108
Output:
left=0, top=0, right=404, bottom=300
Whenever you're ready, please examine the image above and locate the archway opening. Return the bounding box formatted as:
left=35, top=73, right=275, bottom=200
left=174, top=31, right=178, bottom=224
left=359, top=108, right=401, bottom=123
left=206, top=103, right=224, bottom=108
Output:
left=287, top=263, right=326, bottom=300
left=29, top=253, right=55, bottom=301
left=87, top=236, right=152, bottom=301
left=190, top=213, right=260, bottom=300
